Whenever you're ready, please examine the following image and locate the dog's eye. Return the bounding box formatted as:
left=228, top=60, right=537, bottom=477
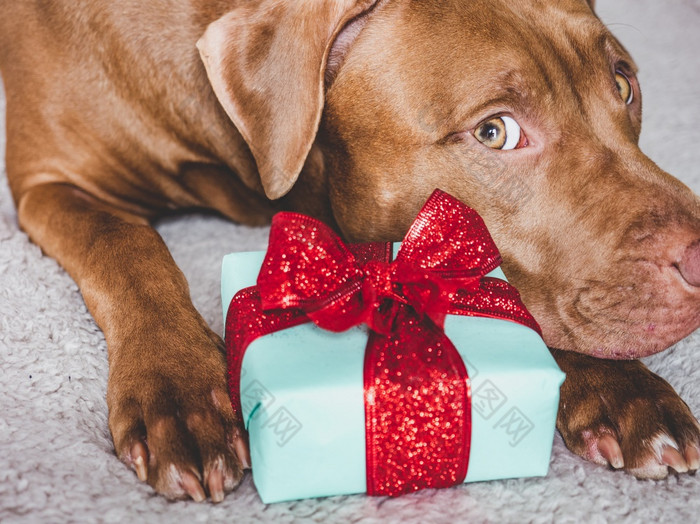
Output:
left=615, top=71, right=633, bottom=104
left=474, top=116, right=523, bottom=150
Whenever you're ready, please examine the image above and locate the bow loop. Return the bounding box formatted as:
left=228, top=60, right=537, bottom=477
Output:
left=256, top=190, right=510, bottom=336
left=258, top=212, right=363, bottom=312
left=395, top=189, right=503, bottom=279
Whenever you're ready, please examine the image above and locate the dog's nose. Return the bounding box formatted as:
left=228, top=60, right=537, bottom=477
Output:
left=677, top=241, right=700, bottom=287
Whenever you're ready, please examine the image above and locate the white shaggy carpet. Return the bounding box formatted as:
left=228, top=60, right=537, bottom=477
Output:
left=2, top=1, right=700, bottom=522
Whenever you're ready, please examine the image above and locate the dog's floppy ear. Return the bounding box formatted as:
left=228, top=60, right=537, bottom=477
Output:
left=197, top=0, right=377, bottom=199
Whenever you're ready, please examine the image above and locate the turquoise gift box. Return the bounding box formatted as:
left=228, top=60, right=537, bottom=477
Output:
left=221, top=245, right=566, bottom=504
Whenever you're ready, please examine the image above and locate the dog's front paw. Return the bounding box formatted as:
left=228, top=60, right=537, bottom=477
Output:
left=107, top=325, right=249, bottom=502
left=552, top=349, right=700, bottom=479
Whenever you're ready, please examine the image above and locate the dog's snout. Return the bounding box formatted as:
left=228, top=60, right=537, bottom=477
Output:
left=677, top=241, right=700, bottom=287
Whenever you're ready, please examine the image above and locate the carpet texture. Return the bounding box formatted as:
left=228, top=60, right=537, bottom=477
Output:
left=2, top=1, right=700, bottom=522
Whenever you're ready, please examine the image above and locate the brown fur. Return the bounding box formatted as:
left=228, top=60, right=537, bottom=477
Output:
left=1, top=0, right=699, bottom=501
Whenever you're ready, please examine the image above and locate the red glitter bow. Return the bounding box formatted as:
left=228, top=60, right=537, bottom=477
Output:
left=226, top=189, right=541, bottom=497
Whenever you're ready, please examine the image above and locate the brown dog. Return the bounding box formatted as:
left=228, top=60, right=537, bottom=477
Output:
left=1, top=0, right=699, bottom=502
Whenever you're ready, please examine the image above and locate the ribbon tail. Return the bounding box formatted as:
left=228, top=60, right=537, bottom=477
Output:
left=364, top=309, right=471, bottom=496
left=448, top=277, right=542, bottom=335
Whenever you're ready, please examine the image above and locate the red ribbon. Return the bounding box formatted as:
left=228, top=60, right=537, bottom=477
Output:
left=226, top=189, right=540, bottom=496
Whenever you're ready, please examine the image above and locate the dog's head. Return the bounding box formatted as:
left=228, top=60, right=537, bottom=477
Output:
left=198, top=0, right=700, bottom=358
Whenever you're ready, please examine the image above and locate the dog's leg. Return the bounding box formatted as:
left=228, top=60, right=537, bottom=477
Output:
left=551, top=349, right=700, bottom=477
left=17, top=182, right=248, bottom=502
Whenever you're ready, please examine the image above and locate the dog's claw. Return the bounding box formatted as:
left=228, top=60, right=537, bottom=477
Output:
left=208, top=466, right=225, bottom=503
left=133, top=455, right=148, bottom=483
left=131, top=441, right=149, bottom=482
left=234, top=434, right=251, bottom=470
left=181, top=470, right=206, bottom=502
left=662, top=446, right=688, bottom=473
left=685, top=444, right=700, bottom=471
left=598, top=434, right=624, bottom=469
